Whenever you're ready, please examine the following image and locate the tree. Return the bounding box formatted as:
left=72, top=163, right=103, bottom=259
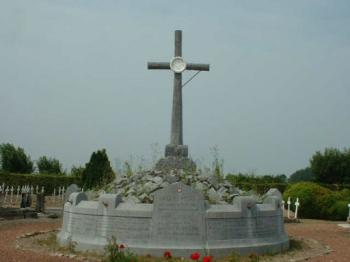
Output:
left=70, top=165, right=85, bottom=180
left=310, top=148, right=350, bottom=184
left=82, top=149, right=115, bottom=189
left=0, top=143, right=34, bottom=173
left=37, top=156, right=63, bottom=174
left=289, top=167, right=315, bottom=183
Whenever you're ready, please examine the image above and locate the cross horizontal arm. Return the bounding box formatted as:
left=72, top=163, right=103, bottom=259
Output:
left=186, top=63, right=210, bottom=71
left=148, top=62, right=170, bottom=70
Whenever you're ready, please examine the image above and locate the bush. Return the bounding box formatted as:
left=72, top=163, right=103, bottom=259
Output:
left=37, top=156, right=63, bottom=174
left=82, top=149, right=114, bottom=189
left=310, top=147, right=350, bottom=184
left=283, top=182, right=331, bottom=219
left=328, top=201, right=349, bottom=220
left=0, top=143, right=34, bottom=173
left=284, top=182, right=350, bottom=220
left=289, top=167, right=315, bottom=183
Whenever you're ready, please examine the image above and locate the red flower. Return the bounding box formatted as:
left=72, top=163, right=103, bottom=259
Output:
left=163, top=251, right=172, bottom=259
left=119, top=244, right=125, bottom=249
left=190, top=252, right=201, bottom=260
left=203, top=256, right=213, bottom=262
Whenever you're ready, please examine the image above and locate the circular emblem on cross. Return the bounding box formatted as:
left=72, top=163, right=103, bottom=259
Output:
left=170, top=56, right=186, bottom=73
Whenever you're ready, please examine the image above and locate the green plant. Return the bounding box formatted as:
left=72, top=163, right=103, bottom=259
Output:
left=82, top=149, right=115, bottom=189
left=289, top=167, right=315, bottom=183
left=124, top=161, right=133, bottom=178
left=103, top=236, right=138, bottom=262
left=37, top=156, right=63, bottom=174
left=283, top=182, right=331, bottom=218
left=0, top=143, right=34, bottom=173
left=328, top=200, right=349, bottom=220
left=283, top=182, right=350, bottom=220
left=310, top=147, right=350, bottom=184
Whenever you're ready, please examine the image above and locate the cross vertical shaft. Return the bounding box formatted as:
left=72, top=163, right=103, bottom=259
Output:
left=171, top=30, right=183, bottom=145
left=147, top=30, right=210, bottom=161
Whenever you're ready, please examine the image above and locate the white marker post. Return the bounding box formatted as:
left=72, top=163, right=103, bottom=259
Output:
left=347, top=203, right=350, bottom=222
left=61, top=187, right=65, bottom=201
left=287, top=197, right=291, bottom=219
left=4, top=186, right=9, bottom=205
left=10, top=186, right=14, bottom=205
left=16, top=186, right=20, bottom=204
left=294, top=197, right=300, bottom=220
left=53, top=188, right=56, bottom=203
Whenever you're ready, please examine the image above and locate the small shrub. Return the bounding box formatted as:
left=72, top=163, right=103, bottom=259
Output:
left=283, top=182, right=331, bottom=218
left=103, top=236, right=138, bottom=262
left=328, top=200, right=349, bottom=221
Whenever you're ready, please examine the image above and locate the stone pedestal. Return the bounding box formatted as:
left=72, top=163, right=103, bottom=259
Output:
left=155, top=144, right=196, bottom=171
left=36, top=193, right=45, bottom=213
left=165, top=144, right=188, bottom=157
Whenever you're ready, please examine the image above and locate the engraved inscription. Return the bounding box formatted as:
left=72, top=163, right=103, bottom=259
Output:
left=150, top=183, right=205, bottom=246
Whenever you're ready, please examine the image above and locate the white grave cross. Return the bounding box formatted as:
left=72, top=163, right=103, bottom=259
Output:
left=294, top=197, right=300, bottom=219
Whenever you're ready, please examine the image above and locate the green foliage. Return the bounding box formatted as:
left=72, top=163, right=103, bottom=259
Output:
left=328, top=200, right=349, bottom=220
left=283, top=182, right=331, bottom=218
left=82, top=149, right=115, bottom=189
left=70, top=165, right=85, bottom=179
left=226, top=173, right=288, bottom=194
left=37, top=156, right=63, bottom=174
left=103, top=236, right=138, bottom=262
left=0, top=143, right=34, bottom=173
left=123, top=161, right=133, bottom=177
left=289, top=167, right=315, bottom=183
left=283, top=182, right=350, bottom=220
left=310, top=147, right=350, bottom=184
left=0, top=171, right=79, bottom=195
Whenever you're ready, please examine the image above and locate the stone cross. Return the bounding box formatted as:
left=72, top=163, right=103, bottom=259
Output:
left=294, top=197, right=300, bottom=219
left=148, top=30, right=210, bottom=158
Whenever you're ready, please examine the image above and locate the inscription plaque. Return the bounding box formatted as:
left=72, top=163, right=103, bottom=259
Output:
left=150, top=182, right=206, bottom=247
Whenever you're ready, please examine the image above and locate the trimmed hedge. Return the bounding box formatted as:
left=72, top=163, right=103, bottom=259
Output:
left=0, top=172, right=81, bottom=195
left=283, top=182, right=350, bottom=220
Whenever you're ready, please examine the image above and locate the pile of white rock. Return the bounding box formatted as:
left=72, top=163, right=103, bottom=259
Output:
left=102, top=169, right=244, bottom=204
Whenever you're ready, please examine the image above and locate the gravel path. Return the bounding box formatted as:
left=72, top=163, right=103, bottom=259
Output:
left=286, top=219, right=350, bottom=261
left=0, top=218, right=350, bottom=261
left=0, top=218, right=77, bottom=262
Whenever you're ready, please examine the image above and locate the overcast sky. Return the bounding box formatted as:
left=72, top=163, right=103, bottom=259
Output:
left=1, top=0, right=349, bottom=175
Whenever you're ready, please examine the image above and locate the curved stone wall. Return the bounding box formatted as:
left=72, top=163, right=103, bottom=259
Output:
left=58, top=183, right=289, bottom=257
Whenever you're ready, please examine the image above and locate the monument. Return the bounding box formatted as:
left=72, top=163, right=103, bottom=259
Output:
left=148, top=30, right=209, bottom=171
left=58, top=30, right=289, bottom=257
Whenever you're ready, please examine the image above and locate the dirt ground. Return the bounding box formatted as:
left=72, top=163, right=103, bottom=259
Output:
left=0, top=218, right=349, bottom=261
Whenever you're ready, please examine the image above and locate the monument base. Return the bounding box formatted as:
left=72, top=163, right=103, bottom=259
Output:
left=155, top=144, right=196, bottom=171
left=155, top=156, right=196, bottom=172
left=58, top=185, right=289, bottom=258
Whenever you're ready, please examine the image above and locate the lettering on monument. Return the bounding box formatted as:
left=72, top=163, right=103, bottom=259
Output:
left=150, top=183, right=206, bottom=246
